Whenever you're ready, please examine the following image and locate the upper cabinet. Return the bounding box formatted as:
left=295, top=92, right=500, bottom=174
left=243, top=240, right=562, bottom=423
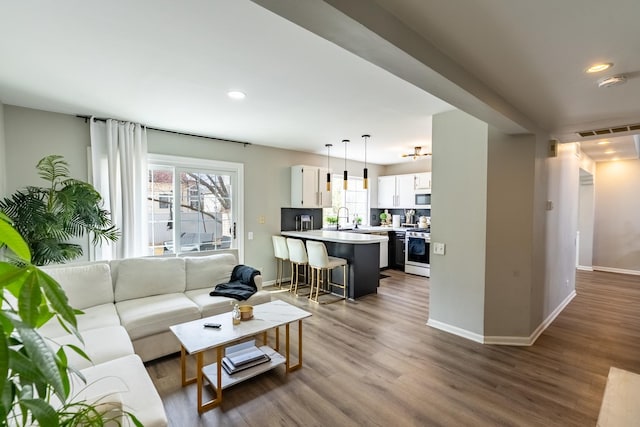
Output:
left=414, top=172, right=432, bottom=191
left=291, top=165, right=332, bottom=208
left=377, top=174, right=415, bottom=208
left=377, top=172, right=431, bottom=208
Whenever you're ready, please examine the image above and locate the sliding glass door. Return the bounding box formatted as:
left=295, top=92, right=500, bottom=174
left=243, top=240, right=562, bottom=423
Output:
left=147, top=155, right=242, bottom=257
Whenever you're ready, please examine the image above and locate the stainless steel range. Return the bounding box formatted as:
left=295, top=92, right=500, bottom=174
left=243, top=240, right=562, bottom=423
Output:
left=405, top=228, right=430, bottom=277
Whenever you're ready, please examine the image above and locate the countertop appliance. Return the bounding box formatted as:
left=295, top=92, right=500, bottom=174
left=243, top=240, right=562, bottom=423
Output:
left=415, top=192, right=431, bottom=207
left=296, top=214, right=313, bottom=231
left=405, top=228, right=430, bottom=277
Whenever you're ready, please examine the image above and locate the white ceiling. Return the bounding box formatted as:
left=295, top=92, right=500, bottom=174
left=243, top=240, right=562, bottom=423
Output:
left=1, top=0, right=639, bottom=164
left=0, top=0, right=451, bottom=165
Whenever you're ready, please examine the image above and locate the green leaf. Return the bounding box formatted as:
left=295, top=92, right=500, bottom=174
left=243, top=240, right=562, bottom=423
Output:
left=20, top=398, right=59, bottom=427
left=56, top=347, right=71, bottom=397
left=36, top=270, right=77, bottom=330
left=0, top=331, right=8, bottom=404
left=0, top=378, right=15, bottom=425
left=17, top=327, right=67, bottom=401
left=8, top=348, right=43, bottom=385
left=18, top=271, right=43, bottom=328
left=0, top=218, right=31, bottom=262
left=63, top=344, right=91, bottom=363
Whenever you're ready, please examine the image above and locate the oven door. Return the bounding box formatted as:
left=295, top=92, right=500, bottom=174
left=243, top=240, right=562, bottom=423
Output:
left=405, top=235, right=430, bottom=266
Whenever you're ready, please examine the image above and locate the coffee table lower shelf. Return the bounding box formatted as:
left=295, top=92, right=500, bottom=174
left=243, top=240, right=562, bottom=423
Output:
left=202, top=345, right=286, bottom=390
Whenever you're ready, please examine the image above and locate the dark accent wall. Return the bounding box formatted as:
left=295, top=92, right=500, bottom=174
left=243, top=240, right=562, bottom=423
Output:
left=369, top=208, right=431, bottom=226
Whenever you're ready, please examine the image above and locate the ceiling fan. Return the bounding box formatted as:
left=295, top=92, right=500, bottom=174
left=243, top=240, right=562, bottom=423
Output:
left=401, top=146, right=432, bottom=160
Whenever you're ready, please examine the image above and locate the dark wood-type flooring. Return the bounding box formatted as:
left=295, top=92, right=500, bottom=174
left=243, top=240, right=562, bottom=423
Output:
left=145, top=269, right=640, bottom=426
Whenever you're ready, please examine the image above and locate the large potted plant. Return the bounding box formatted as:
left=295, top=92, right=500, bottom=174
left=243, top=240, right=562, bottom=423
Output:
left=0, top=214, right=139, bottom=425
left=0, top=155, right=119, bottom=266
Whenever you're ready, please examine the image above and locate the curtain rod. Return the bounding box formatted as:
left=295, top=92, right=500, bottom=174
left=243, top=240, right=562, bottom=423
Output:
left=76, top=115, right=251, bottom=147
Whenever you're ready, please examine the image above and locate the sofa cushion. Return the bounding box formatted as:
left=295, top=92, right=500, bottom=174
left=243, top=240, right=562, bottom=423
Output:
left=79, top=354, right=168, bottom=427
left=38, top=303, right=121, bottom=338
left=41, top=262, right=113, bottom=309
left=116, top=293, right=200, bottom=340
left=184, top=253, right=237, bottom=291
left=185, top=289, right=272, bottom=318
left=114, top=257, right=185, bottom=302
left=49, top=326, right=134, bottom=370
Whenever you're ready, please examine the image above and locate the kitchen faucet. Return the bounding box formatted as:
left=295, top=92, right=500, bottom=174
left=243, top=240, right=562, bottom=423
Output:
left=336, top=206, right=350, bottom=230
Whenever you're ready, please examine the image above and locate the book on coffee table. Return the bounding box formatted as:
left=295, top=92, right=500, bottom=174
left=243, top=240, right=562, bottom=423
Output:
left=222, top=340, right=271, bottom=375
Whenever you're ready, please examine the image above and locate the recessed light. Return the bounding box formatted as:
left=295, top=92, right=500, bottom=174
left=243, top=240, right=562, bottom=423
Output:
left=227, top=90, right=246, bottom=100
left=586, top=62, right=612, bottom=73
left=605, top=150, right=616, bottom=154
left=597, top=141, right=610, bottom=145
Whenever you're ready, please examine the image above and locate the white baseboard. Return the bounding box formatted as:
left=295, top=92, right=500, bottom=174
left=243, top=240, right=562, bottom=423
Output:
left=593, top=266, right=640, bottom=276
left=485, top=290, right=576, bottom=346
left=576, top=265, right=593, bottom=271
left=428, top=289, right=576, bottom=346
left=426, top=319, right=485, bottom=344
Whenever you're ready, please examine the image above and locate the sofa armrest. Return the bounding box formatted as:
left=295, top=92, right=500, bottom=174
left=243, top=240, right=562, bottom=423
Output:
left=254, top=275, right=263, bottom=291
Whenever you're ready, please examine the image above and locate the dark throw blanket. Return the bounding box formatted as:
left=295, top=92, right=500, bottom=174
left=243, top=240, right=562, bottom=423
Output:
left=209, top=265, right=261, bottom=301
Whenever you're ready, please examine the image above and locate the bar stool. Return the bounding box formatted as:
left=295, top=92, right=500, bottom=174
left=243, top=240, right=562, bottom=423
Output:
left=286, top=238, right=309, bottom=296
left=305, top=240, right=348, bottom=304
left=272, top=235, right=289, bottom=288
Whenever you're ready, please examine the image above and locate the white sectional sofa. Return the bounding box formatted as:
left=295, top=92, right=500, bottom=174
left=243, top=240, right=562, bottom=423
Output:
left=40, top=251, right=270, bottom=426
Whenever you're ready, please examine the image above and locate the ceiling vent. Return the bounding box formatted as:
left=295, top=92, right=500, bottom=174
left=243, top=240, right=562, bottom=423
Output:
left=577, top=123, right=640, bottom=138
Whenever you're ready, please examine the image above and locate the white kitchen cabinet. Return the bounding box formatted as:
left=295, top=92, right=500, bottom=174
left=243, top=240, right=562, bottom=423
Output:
left=377, top=174, right=415, bottom=208
left=397, top=174, right=415, bottom=207
left=377, top=175, right=398, bottom=208
left=291, top=165, right=332, bottom=208
left=414, top=172, right=431, bottom=190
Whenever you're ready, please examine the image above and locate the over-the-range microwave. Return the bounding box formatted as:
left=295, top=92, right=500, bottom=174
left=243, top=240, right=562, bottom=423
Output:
left=415, top=192, right=431, bottom=206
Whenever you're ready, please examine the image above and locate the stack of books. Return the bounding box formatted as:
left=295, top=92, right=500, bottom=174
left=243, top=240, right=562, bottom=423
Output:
left=222, top=340, right=270, bottom=375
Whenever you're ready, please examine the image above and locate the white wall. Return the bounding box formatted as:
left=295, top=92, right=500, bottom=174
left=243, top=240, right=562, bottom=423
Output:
left=0, top=101, right=6, bottom=197
left=4, top=106, right=89, bottom=193
left=578, top=171, right=594, bottom=269
left=484, top=130, right=536, bottom=337
left=594, top=159, right=640, bottom=273
left=429, top=109, right=487, bottom=337
left=543, top=143, right=579, bottom=317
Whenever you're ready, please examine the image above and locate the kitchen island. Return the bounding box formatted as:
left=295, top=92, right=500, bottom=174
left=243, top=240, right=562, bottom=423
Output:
left=281, top=230, right=388, bottom=299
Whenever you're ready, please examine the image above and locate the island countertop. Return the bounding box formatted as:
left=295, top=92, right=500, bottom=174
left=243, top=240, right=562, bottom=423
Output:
left=281, top=230, right=388, bottom=244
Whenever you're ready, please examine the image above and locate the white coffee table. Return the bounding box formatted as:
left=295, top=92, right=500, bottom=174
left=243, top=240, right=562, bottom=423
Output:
left=170, top=300, right=312, bottom=413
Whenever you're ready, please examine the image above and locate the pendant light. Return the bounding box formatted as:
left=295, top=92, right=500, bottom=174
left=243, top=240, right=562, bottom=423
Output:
left=362, top=134, right=370, bottom=190
left=342, top=139, right=349, bottom=190
left=325, top=143, right=332, bottom=191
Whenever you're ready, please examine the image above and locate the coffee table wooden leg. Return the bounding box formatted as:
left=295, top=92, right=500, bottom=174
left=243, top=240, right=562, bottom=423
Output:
left=197, top=346, right=223, bottom=413
left=285, top=320, right=303, bottom=372
left=275, top=326, right=280, bottom=352
left=181, top=345, right=196, bottom=386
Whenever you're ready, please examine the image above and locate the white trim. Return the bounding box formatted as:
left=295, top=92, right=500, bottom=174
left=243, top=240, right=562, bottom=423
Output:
left=576, top=265, right=593, bottom=271
left=428, top=290, right=576, bottom=346
left=483, top=335, right=533, bottom=346
left=426, top=319, right=485, bottom=344
left=593, top=266, right=640, bottom=276
left=528, top=289, right=576, bottom=345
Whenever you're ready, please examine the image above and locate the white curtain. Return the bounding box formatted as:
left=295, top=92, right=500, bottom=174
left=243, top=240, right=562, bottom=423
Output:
left=90, top=118, right=148, bottom=259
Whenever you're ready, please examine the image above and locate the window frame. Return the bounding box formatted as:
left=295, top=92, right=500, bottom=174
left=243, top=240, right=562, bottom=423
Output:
left=147, top=154, right=245, bottom=262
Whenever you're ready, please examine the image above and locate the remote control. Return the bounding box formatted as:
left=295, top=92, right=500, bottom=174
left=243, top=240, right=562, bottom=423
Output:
left=204, top=323, right=221, bottom=329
